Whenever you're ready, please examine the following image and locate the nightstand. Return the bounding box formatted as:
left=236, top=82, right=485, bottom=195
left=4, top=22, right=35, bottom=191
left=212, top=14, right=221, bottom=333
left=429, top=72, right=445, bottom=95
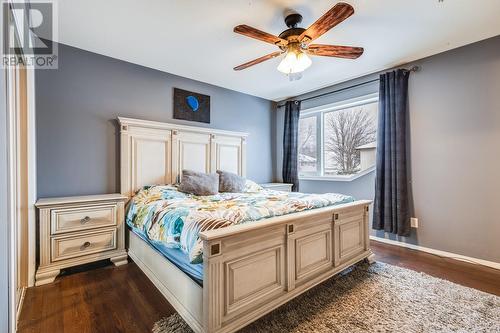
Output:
left=35, top=194, right=128, bottom=286
left=260, top=183, right=293, bottom=192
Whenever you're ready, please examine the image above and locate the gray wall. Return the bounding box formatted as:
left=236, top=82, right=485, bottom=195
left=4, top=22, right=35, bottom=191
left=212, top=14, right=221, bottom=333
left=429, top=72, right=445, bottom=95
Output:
left=36, top=43, right=274, bottom=198
left=275, top=35, right=500, bottom=263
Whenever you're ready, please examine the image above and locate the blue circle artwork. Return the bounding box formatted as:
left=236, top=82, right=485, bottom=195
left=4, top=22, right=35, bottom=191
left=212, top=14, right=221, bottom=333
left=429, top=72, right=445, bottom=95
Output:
left=186, top=95, right=199, bottom=112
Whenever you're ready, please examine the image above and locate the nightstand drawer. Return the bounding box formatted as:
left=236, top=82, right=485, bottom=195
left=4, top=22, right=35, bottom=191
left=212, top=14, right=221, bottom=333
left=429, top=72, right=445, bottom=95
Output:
left=51, top=228, right=117, bottom=262
left=51, top=204, right=117, bottom=234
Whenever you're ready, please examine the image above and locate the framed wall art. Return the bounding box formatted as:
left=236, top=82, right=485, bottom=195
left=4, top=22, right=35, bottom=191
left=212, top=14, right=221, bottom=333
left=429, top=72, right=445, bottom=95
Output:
left=173, top=88, right=210, bottom=123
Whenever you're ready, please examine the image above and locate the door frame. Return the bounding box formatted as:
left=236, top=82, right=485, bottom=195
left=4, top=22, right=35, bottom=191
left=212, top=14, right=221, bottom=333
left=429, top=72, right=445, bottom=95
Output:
left=5, top=1, right=37, bottom=331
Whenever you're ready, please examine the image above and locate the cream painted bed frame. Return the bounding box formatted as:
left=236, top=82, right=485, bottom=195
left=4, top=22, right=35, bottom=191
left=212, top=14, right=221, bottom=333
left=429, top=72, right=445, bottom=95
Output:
left=119, top=117, right=374, bottom=333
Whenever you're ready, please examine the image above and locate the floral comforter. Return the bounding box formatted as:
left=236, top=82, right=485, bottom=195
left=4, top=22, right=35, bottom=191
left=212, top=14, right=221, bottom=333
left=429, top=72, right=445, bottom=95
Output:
left=126, top=185, right=354, bottom=264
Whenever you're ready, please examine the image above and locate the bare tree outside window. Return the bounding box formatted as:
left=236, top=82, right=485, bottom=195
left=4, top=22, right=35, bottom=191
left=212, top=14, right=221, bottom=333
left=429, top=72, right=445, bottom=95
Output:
left=298, top=117, right=317, bottom=173
left=324, top=103, right=377, bottom=175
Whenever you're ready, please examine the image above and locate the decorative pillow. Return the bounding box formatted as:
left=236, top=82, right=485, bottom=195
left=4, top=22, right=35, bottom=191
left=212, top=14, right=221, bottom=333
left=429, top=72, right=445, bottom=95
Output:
left=243, top=179, right=264, bottom=193
left=216, top=170, right=246, bottom=193
left=178, top=170, right=219, bottom=196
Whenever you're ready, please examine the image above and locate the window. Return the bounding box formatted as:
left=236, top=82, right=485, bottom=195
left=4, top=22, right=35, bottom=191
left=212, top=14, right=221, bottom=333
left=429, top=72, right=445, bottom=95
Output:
left=298, top=94, right=378, bottom=180
left=298, top=116, right=317, bottom=173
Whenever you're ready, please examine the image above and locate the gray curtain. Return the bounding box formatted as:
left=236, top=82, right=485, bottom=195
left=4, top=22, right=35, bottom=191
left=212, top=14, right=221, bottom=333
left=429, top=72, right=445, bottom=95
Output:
left=373, top=69, right=411, bottom=236
left=282, top=100, right=301, bottom=192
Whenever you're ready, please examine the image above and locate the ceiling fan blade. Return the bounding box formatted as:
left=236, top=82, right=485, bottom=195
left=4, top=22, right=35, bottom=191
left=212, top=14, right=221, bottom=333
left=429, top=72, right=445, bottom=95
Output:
left=307, top=44, right=364, bottom=59
left=233, top=51, right=283, bottom=71
left=299, top=2, right=354, bottom=43
left=234, top=25, right=288, bottom=46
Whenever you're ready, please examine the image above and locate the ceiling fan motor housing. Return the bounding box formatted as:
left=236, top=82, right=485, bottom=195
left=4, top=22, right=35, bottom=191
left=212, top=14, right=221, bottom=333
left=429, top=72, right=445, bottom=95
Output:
left=278, top=27, right=306, bottom=40
left=279, top=13, right=306, bottom=48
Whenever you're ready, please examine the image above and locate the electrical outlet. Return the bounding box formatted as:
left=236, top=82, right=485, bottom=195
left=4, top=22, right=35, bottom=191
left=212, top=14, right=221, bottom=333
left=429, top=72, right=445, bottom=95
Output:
left=410, top=217, right=419, bottom=228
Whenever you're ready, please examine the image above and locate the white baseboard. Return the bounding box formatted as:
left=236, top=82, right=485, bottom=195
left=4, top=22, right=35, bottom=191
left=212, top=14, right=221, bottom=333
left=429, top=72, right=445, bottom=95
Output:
left=370, top=235, right=500, bottom=271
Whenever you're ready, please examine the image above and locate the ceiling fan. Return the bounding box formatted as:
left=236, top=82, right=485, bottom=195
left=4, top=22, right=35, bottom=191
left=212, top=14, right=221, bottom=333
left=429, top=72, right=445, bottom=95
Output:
left=233, top=2, right=363, bottom=80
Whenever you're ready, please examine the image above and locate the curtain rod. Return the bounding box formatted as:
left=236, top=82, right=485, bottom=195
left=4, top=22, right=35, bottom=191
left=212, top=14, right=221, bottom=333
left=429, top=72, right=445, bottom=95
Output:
left=276, top=65, right=420, bottom=108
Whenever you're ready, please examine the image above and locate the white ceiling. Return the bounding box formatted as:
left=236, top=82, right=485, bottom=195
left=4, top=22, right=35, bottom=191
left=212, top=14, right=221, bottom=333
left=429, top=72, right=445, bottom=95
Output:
left=54, top=0, right=500, bottom=101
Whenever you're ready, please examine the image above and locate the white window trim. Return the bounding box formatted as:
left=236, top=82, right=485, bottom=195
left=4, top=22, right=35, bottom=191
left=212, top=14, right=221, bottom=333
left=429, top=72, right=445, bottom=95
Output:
left=301, top=93, right=379, bottom=116
left=300, top=166, right=375, bottom=182
left=299, top=93, right=378, bottom=182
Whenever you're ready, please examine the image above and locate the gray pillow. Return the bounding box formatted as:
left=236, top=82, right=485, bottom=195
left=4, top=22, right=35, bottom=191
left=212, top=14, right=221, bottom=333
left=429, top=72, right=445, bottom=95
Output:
left=216, top=170, right=246, bottom=193
left=178, top=170, right=219, bottom=196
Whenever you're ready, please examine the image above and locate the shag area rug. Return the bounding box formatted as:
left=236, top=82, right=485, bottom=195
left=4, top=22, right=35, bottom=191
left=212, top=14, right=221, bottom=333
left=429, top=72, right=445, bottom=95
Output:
left=153, top=262, right=500, bottom=333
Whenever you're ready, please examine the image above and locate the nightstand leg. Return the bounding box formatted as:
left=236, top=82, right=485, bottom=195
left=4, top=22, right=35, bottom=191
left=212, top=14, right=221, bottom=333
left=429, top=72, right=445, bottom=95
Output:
left=365, top=253, right=376, bottom=264
left=35, top=269, right=60, bottom=286
left=110, top=253, right=128, bottom=266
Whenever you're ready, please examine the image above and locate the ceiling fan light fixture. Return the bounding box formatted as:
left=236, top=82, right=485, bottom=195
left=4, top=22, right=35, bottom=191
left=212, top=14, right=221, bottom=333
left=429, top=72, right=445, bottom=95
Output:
left=277, top=48, right=312, bottom=75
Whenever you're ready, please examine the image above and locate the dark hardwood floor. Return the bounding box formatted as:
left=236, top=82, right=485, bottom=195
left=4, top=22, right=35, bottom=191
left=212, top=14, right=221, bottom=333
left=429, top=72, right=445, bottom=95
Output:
left=18, top=240, right=500, bottom=333
left=18, top=261, right=176, bottom=333
left=371, top=241, right=500, bottom=296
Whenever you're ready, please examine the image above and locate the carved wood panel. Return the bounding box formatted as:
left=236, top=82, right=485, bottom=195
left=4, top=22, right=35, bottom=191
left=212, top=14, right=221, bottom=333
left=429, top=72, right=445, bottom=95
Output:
left=172, top=131, right=211, bottom=183
left=211, top=135, right=244, bottom=176
left=334, top=207, right=366, bottom=266
left=223, top=245, right=286, bottom=319
left=294, top=229, right=332, bottom=283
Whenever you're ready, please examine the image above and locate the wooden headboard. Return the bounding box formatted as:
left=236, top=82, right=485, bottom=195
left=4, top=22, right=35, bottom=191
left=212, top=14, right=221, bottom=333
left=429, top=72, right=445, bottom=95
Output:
left=118, top=117, right=248, bottom=198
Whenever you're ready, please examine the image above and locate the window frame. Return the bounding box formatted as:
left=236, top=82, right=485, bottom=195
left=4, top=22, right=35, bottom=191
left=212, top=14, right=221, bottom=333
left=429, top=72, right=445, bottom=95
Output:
left=298, top=93, right=379, bottom=181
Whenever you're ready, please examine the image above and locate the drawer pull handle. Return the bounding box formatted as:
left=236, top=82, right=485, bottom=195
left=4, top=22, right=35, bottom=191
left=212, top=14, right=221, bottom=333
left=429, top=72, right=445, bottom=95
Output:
left=81, top=241, right=91, bottom=249
left=80, top=216, right=91, bottom=224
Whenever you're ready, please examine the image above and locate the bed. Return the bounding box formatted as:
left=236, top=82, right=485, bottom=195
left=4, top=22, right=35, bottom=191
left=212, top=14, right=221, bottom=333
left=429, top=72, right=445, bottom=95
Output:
left=119, top=117, right=374, bottom=333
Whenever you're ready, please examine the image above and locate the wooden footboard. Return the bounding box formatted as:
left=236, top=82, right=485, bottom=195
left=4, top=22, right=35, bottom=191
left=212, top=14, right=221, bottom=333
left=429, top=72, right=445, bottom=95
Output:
left=200, top=200, right=373, bottom=333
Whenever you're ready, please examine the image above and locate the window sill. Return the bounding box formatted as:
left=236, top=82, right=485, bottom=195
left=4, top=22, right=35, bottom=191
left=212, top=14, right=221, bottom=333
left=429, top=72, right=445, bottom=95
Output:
left=299, top=166, right=375, bottom=182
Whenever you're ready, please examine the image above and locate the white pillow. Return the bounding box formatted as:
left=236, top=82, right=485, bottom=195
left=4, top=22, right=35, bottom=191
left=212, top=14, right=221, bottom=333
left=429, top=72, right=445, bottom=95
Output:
left=243, top=179, right=264, bottom=193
